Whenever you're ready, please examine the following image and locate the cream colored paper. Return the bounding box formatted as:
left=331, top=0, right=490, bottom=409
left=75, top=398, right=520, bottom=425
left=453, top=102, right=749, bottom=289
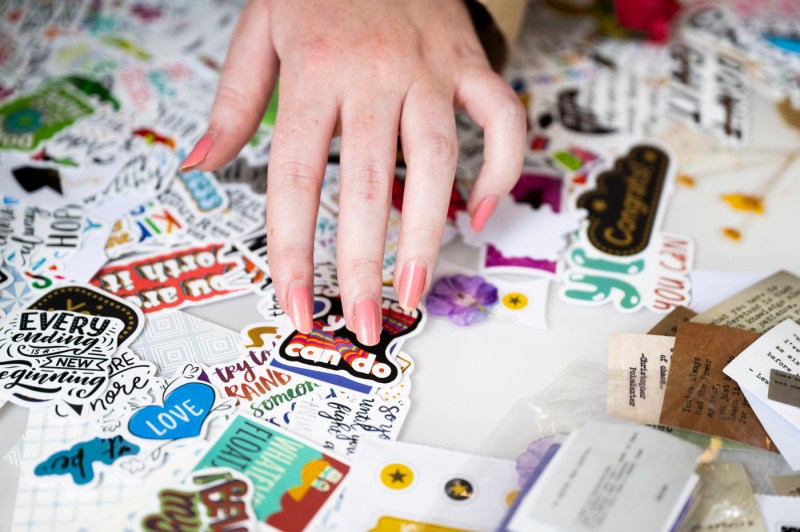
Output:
left=608, top=333, right=674, bottom=424
left=691, top=271, right=800, bottom=333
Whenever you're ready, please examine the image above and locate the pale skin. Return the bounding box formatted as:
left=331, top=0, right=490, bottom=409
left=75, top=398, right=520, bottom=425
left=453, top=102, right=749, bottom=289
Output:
left=182, top=0, right=526, bottom=345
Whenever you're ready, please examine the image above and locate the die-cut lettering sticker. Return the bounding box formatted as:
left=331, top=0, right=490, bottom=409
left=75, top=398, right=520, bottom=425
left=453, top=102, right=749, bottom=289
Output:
left=0, top=310, right=123, bottom=406
left=63, top=349, right=159, bottom=429
left=140, top=468, right=258, bottom=532
left=192, top=412, right=349, bottom=530
left=33, top=435, right=140, bottom=486
left=90, top=243, right=249, bottom=313
left=117, top=365, right=234, bottom=476
left=275, top=288, right=424, bottom=388
left=27, top=284, right=144, bottom=350
left=127, top=381, right=215, bottom=440
left=561, top=142, right=694, bottom=314
left=576, top=144, right=670, bottom=256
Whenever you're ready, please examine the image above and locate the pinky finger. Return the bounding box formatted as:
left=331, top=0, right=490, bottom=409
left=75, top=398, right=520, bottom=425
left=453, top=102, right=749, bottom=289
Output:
left=456, top=69, right=526, bottom=231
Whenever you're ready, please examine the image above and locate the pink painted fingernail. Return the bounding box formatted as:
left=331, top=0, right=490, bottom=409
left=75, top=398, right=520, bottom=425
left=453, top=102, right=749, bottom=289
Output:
left=354, top=299, right=381, bottom=346
left=471, top=195, right=498, bottom=232
left=180, top=131, right=216, bottom=172
left=288, top=284, right=313, bottom=334
left=398, top=262, right=426, bottom=310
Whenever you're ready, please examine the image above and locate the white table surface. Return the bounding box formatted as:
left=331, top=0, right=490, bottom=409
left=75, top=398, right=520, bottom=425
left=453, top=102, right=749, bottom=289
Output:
left=2, top=77, right=800, bottom=532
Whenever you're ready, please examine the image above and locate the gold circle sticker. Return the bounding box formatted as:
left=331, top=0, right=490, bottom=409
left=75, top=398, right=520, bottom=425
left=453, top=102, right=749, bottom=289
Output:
left=380, top=463, right=414, bottom=490
left=502, top=292, right=528, bottom=310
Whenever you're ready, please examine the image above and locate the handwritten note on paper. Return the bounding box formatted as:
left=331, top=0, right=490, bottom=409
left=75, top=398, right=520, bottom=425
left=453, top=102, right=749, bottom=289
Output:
left=289, top=392, right=410, bottom=457
left=607, top=333, right=674, bottom=425
left=691, top=270, right=800, bottom=333
left=659, top=322, right=776, bottom=452
left=724, top=319, right=800, bottom=430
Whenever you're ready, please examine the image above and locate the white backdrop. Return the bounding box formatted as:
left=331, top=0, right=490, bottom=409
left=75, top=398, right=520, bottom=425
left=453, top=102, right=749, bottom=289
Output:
left=1, top=84, right=800, bottom=531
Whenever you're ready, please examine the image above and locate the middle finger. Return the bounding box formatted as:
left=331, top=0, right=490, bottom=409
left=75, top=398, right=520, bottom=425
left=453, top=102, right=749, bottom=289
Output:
left=337, top=90, right=402, bottom=345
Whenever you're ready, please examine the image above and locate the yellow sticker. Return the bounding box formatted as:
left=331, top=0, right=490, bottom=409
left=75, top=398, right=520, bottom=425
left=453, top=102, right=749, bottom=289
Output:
left=380, top=463, right=414, bottom=490
left=505, top=489, right=520, bottom=508
left=502, top=292, right=529, bottom=310
left=444, top=478, right=474, bottom=501
left=370, top=516, right=471, bottom=532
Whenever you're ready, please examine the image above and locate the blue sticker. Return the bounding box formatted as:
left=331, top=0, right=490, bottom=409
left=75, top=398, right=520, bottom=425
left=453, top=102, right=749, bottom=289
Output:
left=313, top=297, right=329, bottom=316
left=128, top=382, right=215, bottom=440
left=176, top=149, right=225, bottom=212
left=268, top=358, right=373, bottom=395
left=34, top=435, right=139, bottom=485
left=764, top=35, right=800, bottom=55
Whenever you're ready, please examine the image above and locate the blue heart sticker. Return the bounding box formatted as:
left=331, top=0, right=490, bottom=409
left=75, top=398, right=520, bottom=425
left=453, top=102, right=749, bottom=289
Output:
left=128, top=382, right=214, bottom=440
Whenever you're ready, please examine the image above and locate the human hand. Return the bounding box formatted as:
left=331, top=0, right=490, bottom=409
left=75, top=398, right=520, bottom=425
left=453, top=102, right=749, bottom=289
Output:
left=180, top=0, right=526, bottom=345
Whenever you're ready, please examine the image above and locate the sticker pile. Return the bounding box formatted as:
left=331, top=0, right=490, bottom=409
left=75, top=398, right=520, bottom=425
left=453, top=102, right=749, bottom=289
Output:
left=1, top=0, right=799, bottom=531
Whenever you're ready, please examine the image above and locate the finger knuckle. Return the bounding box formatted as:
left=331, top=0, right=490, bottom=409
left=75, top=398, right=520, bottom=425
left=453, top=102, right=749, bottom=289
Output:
left=270, top=161, right=319, bottom=196
left=267, top=243, right=311, bottom=267
left=345, top=257, right=383, bottom=278
left=417, top=131, right=457, bottom=162
left=497, top=94, right=527, bottom=129
left=346, top=163, right=391, bottom=203
left=291, top=37, right=333, bottom=70
left=359, top=31, right=404, bottom=68
left=214, top=84, right=258, bottom=116
left=454, top=39, right=486, bottom=63
left=404, top=223, right=442, bottom=245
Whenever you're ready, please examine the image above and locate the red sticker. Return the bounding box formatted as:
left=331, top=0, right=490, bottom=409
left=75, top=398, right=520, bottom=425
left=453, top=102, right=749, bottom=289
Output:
left=90, top=243, right=247, bottom=313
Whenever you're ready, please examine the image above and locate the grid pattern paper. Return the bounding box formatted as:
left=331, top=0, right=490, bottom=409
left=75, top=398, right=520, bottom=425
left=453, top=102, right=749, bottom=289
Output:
left=13, top=408, right=142, bottom=532
left=12, top=311, right=242, bottom=531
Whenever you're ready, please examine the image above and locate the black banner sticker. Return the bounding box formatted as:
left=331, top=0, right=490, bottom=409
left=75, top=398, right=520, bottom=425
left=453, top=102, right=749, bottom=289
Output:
left=577, top=145, right=671, bottom=256
left=27, top=284, right=144, bottom=349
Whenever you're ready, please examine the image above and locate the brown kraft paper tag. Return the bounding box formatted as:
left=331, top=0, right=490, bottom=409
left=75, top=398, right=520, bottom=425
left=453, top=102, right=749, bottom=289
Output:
left=659, top=322, right=777, bottom=451
left=648, top=305, right=697, bottom=336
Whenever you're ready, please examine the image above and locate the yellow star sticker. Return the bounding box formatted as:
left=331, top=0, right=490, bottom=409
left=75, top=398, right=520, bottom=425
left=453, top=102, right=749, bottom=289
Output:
left=450, top=481, right=468, bottom=497
left=380, top=463, right=414, bottom=490
left=444, top=478, right=474, bottom=500
left=502, top=292, right=528, bottom=310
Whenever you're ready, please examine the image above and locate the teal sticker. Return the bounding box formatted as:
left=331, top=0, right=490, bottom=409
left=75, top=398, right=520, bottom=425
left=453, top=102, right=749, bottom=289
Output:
left=34, top=435, right=139, bottom=485
left=563, top=272, right=641, bottom=311
left=193, top=414, right=349, bottom=529
left=571, top=248, right=645, bottom=275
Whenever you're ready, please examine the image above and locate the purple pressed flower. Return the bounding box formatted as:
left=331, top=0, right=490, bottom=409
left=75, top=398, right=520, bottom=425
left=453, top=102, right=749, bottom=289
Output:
left=425, top=274, right=498, bottom=327
left=516, top=435, right=554, bottom=487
